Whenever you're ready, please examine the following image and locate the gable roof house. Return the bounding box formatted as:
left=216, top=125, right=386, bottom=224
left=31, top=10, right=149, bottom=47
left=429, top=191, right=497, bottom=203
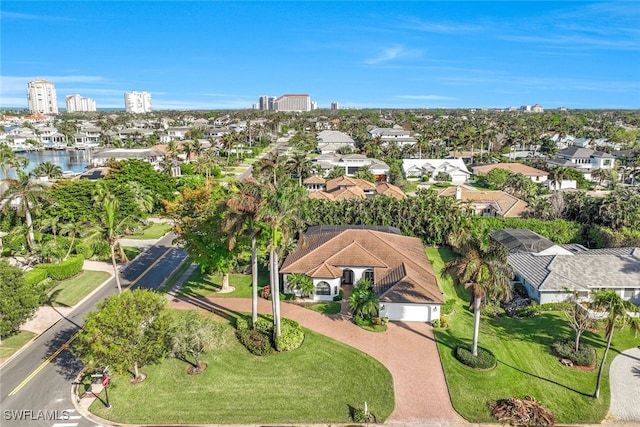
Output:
left=316, top=130, right=356, bottom=154
left=280, top=226, right=444, bottom=322
left=436, top=185, right=528, bottom=218
left=548, top=147, right=616, bottom=181
left=312, top=153, right=390, bottom=181
left=491, top=229, right=640, bottom=305
left=402, top=159, right=471, bottom=184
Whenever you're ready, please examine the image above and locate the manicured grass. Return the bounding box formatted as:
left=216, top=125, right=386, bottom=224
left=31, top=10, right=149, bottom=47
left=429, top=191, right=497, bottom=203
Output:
left=0, top=331, right=37, bottom=360
left=90, top=317, right=394, bottom=424
left=426, top=247, right=640, bottom=424
left=122, top=246, right=141, bottom=261
left=303, top=301, right=342, bottom=315
left=126, top=222, right=172, bottom=240
left=176, top=268, right=269, bottom=298
left=48, top=270, right=111, bottom=307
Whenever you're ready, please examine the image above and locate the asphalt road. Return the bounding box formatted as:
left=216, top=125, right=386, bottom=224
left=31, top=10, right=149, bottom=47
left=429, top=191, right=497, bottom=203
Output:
left=0, top=233, right=188, bottom=427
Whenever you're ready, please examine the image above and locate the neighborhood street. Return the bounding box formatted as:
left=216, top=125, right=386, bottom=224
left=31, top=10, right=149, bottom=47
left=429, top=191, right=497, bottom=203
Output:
left=0, top=233, right=187, bottom=427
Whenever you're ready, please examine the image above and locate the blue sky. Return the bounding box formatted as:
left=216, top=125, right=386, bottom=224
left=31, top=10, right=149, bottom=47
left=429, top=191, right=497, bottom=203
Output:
left=1, top=1, right=639, bottom=110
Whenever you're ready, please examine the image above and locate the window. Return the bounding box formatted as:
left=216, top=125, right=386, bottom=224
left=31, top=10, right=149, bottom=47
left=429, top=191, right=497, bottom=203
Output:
left=363, top=269, right=374, bottom=282
left=316, top=281, right=331, bottom=295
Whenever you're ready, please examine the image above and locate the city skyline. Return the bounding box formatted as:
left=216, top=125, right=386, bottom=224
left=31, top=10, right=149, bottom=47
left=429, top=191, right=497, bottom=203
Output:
left=1, top=1, right=639, bottom=110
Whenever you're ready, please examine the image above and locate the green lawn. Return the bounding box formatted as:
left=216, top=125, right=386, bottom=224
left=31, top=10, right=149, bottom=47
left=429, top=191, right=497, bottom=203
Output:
left=304, top=301, right=342, bottom=315
left=48, top=270, right=112, bottom=307
left=0, top=331, right=37, bottom=360
left=126, top=222, right=172, bottom=240
left=176, top=268, right=269, bottom=298
left=90, top=318, right=394, bottom=424
left=426, top=247, right=640, bottom=424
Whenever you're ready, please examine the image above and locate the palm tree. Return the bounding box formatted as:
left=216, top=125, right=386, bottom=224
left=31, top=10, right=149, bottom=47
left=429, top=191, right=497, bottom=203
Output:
left=254, top=151, right=284, bottom=185
left=349, top=278, right=379, bottom=320
left=1, top=170, right=50, bottom=252
left=83, top=193, right=137, bottom=294
left=259, top=180, right=306, bottom=337
left=127, top=181, right=155, bottom=214
left=60, top=220, right=84, bottom=260
left=591, top=290, right=640, bottom=398
left=0, top=146, right=27, bottom=179
left=286, top=273, right=314, bottom=298
left=442, top=233, right=513, bottom=356
left=33, top=161, right=63, bottom=180
left=286, top=152, right=314, bottom=186
left=548, top=166, right=569, bottom=192
left=223, top=181, right=264, bottom=327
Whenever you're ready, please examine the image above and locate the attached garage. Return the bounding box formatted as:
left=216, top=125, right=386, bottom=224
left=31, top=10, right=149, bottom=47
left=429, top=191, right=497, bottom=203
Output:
left=379, top=303, right=439, bottom=323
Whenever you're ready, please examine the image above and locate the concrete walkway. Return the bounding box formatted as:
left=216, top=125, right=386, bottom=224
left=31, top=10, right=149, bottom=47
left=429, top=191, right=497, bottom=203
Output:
left=168, top=295, right=464, bottom=424
left=608, top=346, right=640, bottom=422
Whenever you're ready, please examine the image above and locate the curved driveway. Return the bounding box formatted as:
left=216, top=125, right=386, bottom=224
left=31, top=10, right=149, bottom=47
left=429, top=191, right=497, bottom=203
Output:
left=609, top=346, right=640, bottom=422
left=169, top=296, right=464, bottom=424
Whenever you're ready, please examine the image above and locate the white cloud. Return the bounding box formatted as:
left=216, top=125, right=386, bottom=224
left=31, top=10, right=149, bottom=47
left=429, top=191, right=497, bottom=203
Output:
left=364, top=45, right=422, bottom=65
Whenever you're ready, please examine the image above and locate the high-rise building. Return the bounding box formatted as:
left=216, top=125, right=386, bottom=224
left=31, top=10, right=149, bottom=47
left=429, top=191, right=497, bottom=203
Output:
left=124, top=91, right=152, bottom=113
left=27, top=79, right=59, bottom=114
left=273, top=94, right=311, bottom=112
left=65, top=94, right=97, bottom=113
left=331, top=102, right=339, bottom=110
left=258, top=95, right=277, bottom=111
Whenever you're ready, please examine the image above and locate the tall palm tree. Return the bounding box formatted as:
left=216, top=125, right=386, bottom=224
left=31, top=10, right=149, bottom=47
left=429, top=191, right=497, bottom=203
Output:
left=254, top=151, right=284, bottom=186
left=83, top=193, right=137, bottom=294
left=548, top=166, right=568, bottom=192
left=223, top=181, right=264, bottom=326
left=442, top=233, right=513, bottom=356
left=591, top=290, right=640, bottom=398
left=1, top=170, right=50, bottom=252
left=286, top=152, right=314, bottom=186
left=259, top=180, right=306, bottom=337
left=59, top=220, right=84, bottom=260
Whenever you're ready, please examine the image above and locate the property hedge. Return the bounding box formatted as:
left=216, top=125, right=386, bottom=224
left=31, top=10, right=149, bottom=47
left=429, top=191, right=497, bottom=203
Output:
left=34, top=255, right=84, bottom=281
left=24, top=268, right=48, bottom=287
left=455, top=344, right=496, bottom=369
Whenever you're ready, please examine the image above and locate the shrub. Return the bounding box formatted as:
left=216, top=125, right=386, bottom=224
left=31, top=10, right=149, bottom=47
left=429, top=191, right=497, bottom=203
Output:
left=236, top=329, right=273, bottom=356
left=34, top=255, right=84, bottom=281
left=261, top=285, right=270, bottom=299
left=513, top=282, right=529, bottom=298
left=333, top=289, right=344, bottom=302
left=516, top=302, right=572, bottom=318
left=74, top=242, right=94, bottom=259
left=24, top=268, right=48, bottom=287
left=275, top=318, right=305, bottom=352
left=350, top=404, right=377, bottom=423
left=431, top=319, right=441, bottom=328
left=371, top=316, right=383, bottom=326
left=455, top=344, right=496, bottom=369
left=551, top=339, right=596, bottom=367
left=441, top=299, right=456, bottom=315
left=439, top=314, right=449, bottom=328
left=255, top=318, right=273, bottom=335
left=235, top=317, right=250, bottom=332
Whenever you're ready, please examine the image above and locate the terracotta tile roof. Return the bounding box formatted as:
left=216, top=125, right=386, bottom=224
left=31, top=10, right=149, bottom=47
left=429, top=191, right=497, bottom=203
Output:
left=331, top=186, right=366, bottom=200
left=436, top=186, right=528, bottom=218
left=281, top=228, right=443, bottom=305
left=303, top=175, right=326, bottom=184
left=307, top=262, right=343, bottom=279
left=326, top=176, right=376, bottom=192
left=472, top=163, right=548, bottom=176
left=375, top=182, right=407, bottom=199
left=308, top=191, right=335, bottom=200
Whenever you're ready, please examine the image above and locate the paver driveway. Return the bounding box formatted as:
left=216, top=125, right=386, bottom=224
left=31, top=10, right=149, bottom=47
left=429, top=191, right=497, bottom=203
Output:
left=169, top=296, right=464, bottom=424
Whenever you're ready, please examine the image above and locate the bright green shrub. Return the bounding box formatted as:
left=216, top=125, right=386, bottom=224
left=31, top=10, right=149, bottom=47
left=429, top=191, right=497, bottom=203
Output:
left=439, top=314, right=449, bottom=328
left=275, top=318, right=305, bottom=352
left=552, top=340, right=596, bottom=367
left=34, top=255, right=84, bottom=281
left=74, top=242, right=94, bottom=259
left=432, top=319, right=441, bottom=328
left=24, top=268, right=48, bottom=287
left=333, top=289, right=344, bottom=302
left=441, top=299, right=456, bottom=315
left=454, top=345, right=496, bottom=369
left=235, top=317, right=250, bottom=332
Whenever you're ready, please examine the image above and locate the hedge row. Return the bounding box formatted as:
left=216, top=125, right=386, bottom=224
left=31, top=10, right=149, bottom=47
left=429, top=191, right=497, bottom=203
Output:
left=33, top=255, right=84, bottom=281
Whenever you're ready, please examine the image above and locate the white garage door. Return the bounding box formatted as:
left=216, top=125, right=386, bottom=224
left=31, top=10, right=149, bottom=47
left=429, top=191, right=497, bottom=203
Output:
left=383, top=303, right=431, bottom=322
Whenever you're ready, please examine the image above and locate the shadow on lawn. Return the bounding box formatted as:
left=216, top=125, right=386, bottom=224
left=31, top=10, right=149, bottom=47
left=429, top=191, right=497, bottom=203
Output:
left=496, top=358, right=593, bottom=397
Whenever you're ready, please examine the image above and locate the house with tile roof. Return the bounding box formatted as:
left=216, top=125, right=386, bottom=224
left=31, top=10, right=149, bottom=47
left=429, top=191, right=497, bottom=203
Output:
left=491, top=229, right=640, bottom=304
left=280, top=226, right=444, bottom=321
left=312, top=153, right=390, bottom=181
left=316, top=130, right=356, bottom=154
left=436, top=185, right=528, bottom=218
left=472, top=163, right=549, bottom=184
left=305, top=176, right=406, bottom=200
